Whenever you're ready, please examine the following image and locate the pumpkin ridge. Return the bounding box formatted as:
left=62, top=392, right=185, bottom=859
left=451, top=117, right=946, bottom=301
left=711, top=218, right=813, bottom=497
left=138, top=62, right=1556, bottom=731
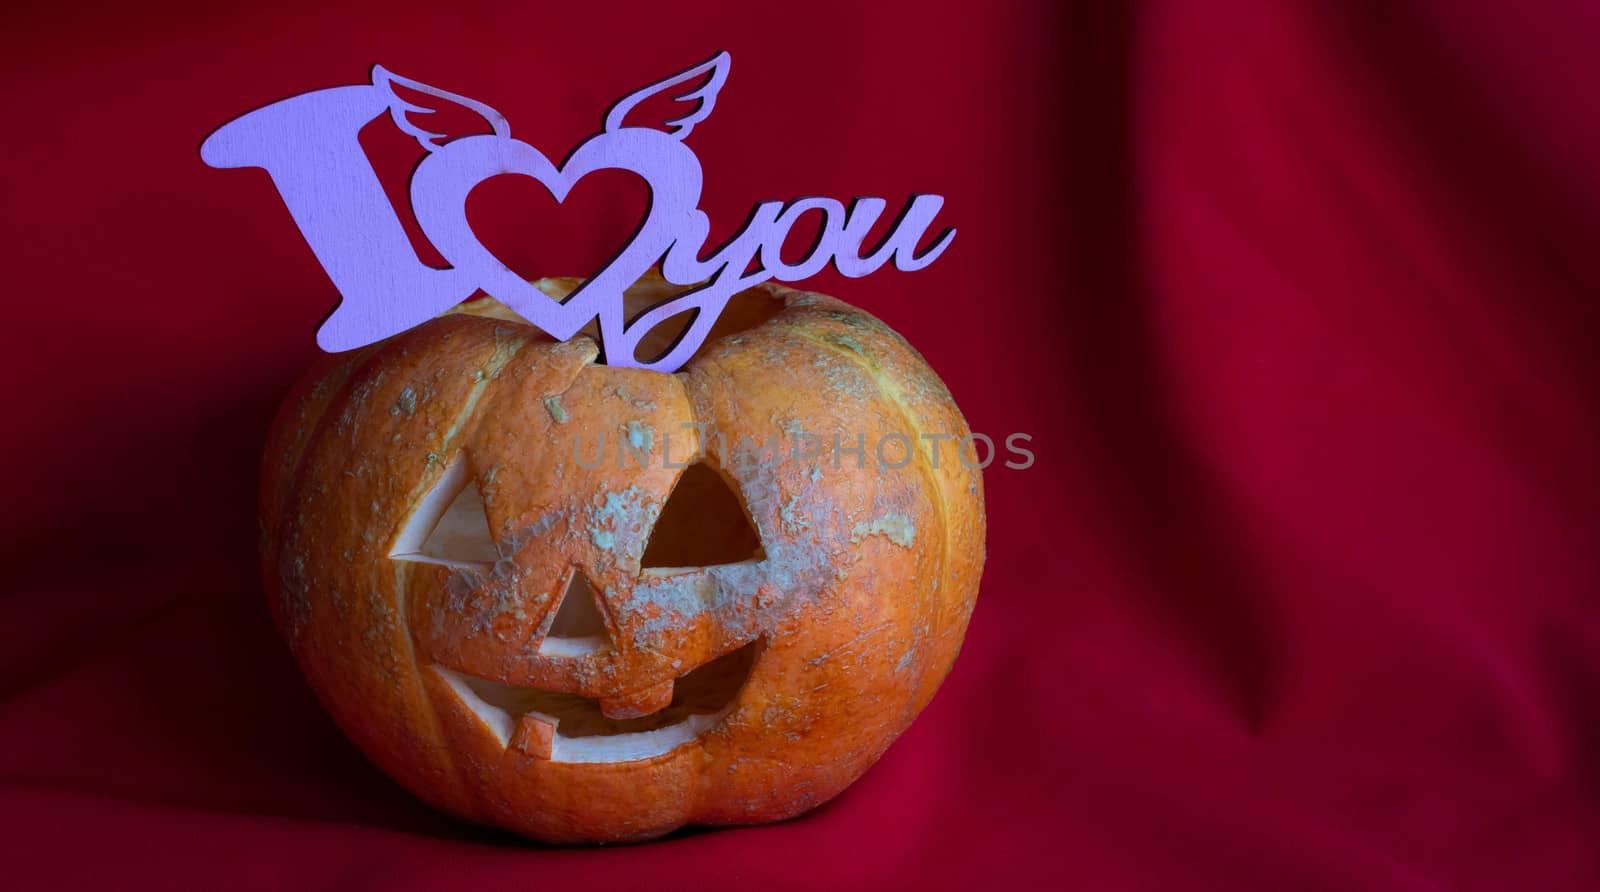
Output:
left=786, top=326, right=958, bottom=722
left=268, top=330, right=498, bottom=820
left=377, top=327, right=534, bottom=809
left=389, top=557, right=470, bottom=802
left=787, top=329, right=952, bottom=562
left=259, top=343, right=385, bottom=614
left=270, top=341, right=399, bottom=637
left=438, top=329, right=533, bottom=448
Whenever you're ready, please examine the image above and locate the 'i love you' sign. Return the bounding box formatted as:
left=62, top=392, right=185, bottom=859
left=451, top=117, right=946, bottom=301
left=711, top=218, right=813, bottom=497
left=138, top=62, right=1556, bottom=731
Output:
left=202, top=52, right=954, bottom=371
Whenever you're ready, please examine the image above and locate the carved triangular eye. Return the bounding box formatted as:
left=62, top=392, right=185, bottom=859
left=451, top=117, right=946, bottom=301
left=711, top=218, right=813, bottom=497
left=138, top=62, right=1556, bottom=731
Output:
left=641, top=462, right=762, bottom=569
left=391, top=457, right=498, bottom=568
left=540, top=570, right=612, bottom=656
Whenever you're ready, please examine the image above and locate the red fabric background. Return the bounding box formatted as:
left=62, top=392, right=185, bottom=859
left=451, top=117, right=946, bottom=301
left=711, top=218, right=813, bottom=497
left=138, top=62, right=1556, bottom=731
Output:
left=3, top=1, right=1598, bottom=888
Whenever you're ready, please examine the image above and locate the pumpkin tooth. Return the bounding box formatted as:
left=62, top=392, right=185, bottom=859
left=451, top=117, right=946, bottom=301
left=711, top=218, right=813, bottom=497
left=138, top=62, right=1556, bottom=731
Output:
left=511, top=712, right=556, bottom=759
left=599, top=680, right=675, bottom=719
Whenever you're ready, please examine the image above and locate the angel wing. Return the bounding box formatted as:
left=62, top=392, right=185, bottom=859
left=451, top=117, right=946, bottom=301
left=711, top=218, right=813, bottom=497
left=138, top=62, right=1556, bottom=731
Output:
left=371, top=64, right=510, bottom=153
left=603, top=50, right=730, bottom=141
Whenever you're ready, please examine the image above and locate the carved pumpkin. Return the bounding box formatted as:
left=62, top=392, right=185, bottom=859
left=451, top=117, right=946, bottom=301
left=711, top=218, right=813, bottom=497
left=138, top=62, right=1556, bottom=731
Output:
left=260, top=275, right=985, bottom=843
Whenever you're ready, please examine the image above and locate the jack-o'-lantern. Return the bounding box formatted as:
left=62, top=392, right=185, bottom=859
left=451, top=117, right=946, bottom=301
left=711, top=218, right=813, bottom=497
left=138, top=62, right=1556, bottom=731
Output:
left=259, top=274, right=985, bottom=843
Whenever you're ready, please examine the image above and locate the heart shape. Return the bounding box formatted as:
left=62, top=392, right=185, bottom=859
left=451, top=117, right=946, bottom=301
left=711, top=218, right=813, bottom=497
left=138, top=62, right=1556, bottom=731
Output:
left=411, top=131, right=705, bottom=343
left=466, top=167, right=649, bottom=290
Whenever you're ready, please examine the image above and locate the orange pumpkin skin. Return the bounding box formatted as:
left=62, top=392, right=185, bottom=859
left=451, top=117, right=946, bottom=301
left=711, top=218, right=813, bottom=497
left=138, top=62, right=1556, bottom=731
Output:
left=260, top=277, right=985, bottom=843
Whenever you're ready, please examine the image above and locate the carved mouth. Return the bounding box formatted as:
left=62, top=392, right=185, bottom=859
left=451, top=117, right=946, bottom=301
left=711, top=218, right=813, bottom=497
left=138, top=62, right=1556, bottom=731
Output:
left=433, top=641, right=757, bottom=763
